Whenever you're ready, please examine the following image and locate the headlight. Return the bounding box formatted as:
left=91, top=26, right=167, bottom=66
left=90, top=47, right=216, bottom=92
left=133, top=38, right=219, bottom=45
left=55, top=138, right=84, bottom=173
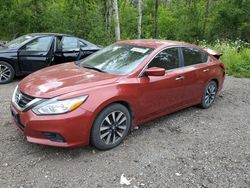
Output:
left=32, top=96, right=88, bottom=115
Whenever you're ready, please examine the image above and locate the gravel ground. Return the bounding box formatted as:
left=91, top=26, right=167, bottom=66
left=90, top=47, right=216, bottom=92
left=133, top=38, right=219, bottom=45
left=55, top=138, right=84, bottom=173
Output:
left=0, top=76, right=249, bottom=188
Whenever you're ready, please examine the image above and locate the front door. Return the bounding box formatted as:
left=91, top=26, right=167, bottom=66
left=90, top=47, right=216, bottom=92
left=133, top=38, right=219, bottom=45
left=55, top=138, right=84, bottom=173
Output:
left=18, top=36, right=54, bottom=73
left=137, top=47, right=184, bottom=120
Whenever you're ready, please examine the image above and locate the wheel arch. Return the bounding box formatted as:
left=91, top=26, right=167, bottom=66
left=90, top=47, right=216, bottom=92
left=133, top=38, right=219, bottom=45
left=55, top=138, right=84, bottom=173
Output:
left=89, top=99, right=135, bottom=146
left=93, top=99, right=135, bottom=121
left=88, top=98, right=136, bottom=131
left=211, top=78, right=219, bottom=88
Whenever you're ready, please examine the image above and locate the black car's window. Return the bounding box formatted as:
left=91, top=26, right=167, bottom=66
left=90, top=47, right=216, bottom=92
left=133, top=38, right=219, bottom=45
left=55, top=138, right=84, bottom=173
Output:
left=61, top=37, right=79, bottom=50
left=80, top=41, right=87, bottom=47
left=148, top=48, right=180, bottom=70
left=182, top=47, right=207, bottom=66
left=78, top=44, right=154, bottom=75
left=23, top=37, right=53, bottom=52
left=4, top=35, right=35, bottom=48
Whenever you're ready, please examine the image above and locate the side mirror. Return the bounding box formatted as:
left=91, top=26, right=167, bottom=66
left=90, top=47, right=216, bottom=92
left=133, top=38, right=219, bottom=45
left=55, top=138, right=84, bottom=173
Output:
left=145, top=67, right=165, bottom=76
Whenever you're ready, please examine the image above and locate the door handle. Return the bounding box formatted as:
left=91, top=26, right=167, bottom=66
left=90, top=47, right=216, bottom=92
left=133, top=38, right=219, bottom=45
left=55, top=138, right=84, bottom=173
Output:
left=203, top=68, right=210, bottom=72
left=175, top=76, right=185, bottom=81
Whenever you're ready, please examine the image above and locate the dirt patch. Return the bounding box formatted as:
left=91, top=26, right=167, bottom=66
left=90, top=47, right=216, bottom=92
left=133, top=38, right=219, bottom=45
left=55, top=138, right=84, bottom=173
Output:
left=0, top=76, right=249, bottom=187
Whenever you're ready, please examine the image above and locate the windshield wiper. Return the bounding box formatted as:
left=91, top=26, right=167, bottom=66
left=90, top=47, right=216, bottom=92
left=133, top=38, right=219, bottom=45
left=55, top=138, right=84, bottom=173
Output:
left=82, top=64, right=105, bottom=73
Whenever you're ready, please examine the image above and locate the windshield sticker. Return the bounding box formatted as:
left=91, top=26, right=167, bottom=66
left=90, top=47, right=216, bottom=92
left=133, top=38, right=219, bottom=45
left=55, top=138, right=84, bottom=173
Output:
left=131, top=47, right=149, bottom=53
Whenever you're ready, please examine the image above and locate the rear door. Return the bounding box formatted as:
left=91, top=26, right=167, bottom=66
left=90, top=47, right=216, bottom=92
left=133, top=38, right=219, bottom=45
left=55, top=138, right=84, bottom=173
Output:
left=18, top=36, right=54, bottom=73
left=54, top=36, right=80, bottom=64
left=180, top=47, right=212, bottom=106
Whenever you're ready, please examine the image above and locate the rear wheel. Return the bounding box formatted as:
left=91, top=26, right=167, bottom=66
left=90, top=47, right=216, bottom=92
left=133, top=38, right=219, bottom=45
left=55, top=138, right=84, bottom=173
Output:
left=91, top=103, right=131, bottom=150
left=200, top=80, right=218, bottom=109
left=0, top=61, right=15, bottom=84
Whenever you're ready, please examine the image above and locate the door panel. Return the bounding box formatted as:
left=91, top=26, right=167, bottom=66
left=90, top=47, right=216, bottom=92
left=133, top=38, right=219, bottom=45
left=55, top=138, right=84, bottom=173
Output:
left=18, top=36, right=54, bottom=73
left=136, top=47, right=184, bottom=120
left=177, top=66, right=201, bottom=105
left=137, top=70, right=185, bottom=120
left=54, top=36, right=80, bottom=64
left=180, top=47, right=213, bottom=105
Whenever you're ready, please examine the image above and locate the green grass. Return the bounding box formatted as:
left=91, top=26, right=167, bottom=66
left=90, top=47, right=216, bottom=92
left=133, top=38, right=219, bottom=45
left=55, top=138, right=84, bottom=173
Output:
left=220, top=48, right=250, bottom=78
left=198, top=40, right=250, bottom=78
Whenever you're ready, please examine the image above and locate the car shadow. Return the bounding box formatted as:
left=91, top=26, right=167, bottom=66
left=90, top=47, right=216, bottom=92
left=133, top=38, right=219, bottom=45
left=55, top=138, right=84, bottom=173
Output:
left=23, top=106, right=201, bottom=158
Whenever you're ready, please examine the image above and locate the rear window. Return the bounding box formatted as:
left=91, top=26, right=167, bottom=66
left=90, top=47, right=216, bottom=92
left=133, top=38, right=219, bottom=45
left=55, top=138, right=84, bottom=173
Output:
left=182, top=47, right=208, bottom=66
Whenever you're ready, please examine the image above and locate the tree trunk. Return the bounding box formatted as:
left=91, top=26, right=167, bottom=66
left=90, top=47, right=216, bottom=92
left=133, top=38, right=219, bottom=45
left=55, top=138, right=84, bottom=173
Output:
left=203, top=0, right=210, bottom=36
left=113, top=0, right=120, bottom=41
left=153, top=0, right=159, bottom=38
left=105, top=0, right=112, bottom=34
left=137, top=0, right=142, bottom=39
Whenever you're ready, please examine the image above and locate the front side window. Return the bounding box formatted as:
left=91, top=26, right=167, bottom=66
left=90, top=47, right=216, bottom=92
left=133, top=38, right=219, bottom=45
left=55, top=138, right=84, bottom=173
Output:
left=61, top=37, right=79, bottom=50
left=23, top=37, right=53, bottom=52
left=182, top=47, right=207, bottom=66
left=78, top=44, right=153, bottom=75
left=148, top=48, right=180, bottom=70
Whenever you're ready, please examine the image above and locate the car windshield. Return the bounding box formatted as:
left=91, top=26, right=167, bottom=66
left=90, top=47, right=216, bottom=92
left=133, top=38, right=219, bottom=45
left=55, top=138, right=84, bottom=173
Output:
left=78, top=44, right=154, bottom=75
left=4, top=35, right=34, bottom=48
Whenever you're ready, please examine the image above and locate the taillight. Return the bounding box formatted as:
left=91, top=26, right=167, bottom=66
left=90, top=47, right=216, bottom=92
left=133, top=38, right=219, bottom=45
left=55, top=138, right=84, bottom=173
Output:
left=219, top=62, right=225, bottom=70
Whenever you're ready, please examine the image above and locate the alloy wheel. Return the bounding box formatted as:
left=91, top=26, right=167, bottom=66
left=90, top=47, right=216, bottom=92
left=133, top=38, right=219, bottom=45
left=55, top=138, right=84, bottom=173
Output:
left=204, top=82, right=217, bottom=106
left=0, top=64, right=11, bottom=82
left=100, top=111, right=127, bottom=145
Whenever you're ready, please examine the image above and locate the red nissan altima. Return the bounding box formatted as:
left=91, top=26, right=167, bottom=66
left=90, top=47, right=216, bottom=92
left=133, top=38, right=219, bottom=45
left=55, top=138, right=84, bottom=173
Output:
left=11, top=40, right=225, bottom=150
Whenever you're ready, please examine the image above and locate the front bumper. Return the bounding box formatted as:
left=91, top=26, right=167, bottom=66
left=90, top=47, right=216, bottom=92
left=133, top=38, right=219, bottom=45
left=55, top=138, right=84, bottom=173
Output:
left=10, top=103, right=94, bottom=147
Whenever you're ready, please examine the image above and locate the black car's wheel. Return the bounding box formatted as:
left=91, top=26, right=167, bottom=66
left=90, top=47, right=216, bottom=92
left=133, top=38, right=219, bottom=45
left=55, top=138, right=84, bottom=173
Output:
left=200, top=80, right=218, bottom=109
left=91, top=103, right=131, bottom=150
left=0, top=61, right=15, bottom=84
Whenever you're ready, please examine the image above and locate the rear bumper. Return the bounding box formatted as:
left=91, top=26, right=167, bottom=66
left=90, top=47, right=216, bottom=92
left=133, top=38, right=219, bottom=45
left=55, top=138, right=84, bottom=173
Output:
left=10, top=103, right=94, bottom=147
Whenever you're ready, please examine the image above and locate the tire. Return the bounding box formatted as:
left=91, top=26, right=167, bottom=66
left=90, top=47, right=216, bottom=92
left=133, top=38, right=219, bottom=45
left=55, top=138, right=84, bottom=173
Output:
left=0, top=61, right=15, bottom=84
left=91, top=103, right=131, bottom=150
left=200, top=80, right=218, bottom=109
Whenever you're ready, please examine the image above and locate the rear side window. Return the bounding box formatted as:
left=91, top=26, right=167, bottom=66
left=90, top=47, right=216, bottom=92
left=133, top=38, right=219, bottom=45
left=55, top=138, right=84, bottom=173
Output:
left=148, top=48, right=180, bottom=70
left=182, top=47, right=207, bottom=66
left=61, top=37, right=79, bottom=50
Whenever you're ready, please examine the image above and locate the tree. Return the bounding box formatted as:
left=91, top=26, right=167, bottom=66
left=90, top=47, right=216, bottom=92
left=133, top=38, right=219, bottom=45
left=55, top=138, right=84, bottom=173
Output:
left=105, top=0, right=112, bottom=34
left=202, top=0, right=210, bottom=37
left=113, top=0, right=120, bottom=41
left=153, top=0, right=159, bottom=38
left=137, top=0, right=142, bottom=39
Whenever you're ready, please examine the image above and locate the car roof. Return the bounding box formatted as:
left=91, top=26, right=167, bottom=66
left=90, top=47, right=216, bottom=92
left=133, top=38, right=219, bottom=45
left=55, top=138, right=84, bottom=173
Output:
left=26, top=33, right=74, bottom=37
left=118, top=39, right=196, bottom=49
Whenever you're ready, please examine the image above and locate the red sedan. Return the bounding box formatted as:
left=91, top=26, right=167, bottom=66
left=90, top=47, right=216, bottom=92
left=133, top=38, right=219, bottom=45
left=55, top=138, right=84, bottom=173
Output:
left=11, top=40, right=225, bottom=150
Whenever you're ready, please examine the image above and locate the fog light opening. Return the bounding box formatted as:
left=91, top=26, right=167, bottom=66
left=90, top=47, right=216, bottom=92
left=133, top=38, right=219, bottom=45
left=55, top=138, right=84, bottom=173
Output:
left=42, top=132, right=65, bottom=143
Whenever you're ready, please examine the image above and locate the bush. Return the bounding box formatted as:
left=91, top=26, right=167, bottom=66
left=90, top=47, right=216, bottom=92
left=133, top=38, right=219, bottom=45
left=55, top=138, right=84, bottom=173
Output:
left=198, top=40, right=250, bottom=78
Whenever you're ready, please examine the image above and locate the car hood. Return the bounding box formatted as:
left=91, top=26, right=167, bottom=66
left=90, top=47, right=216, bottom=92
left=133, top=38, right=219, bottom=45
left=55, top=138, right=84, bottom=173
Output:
left=19, top=63, right=120, bottom=98
left=0, top=47, right=17, bottom=53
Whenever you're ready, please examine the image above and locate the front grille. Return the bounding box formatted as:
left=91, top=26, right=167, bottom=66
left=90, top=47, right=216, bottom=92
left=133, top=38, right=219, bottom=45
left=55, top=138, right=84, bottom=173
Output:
left=15, top=89, right=35, bottom=108
left=11, top=108, right=24, bottom=130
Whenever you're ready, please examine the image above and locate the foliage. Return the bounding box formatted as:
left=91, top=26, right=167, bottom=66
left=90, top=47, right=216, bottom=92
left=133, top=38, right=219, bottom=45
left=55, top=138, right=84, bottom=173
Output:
left=199, top=39, right=250, bottom=78
left=0, top=0, right=249, bottom=77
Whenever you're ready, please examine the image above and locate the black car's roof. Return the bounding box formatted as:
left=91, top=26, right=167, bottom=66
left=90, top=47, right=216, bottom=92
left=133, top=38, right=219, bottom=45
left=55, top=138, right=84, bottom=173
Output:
left=27, top=33, right=74, bottom=37
left=21, top=33, right=100, bottom=48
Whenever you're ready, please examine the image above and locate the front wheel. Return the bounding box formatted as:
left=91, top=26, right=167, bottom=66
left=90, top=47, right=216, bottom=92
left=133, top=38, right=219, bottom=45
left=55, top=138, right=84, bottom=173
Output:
left=0, top=61, right=15, bottom=84
left=91, top=103, right=131, bottom=150
left=200, top=80, right=218, bottom=109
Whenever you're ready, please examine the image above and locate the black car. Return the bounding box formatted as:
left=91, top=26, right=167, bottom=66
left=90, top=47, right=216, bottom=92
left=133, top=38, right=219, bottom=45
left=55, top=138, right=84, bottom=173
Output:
left=0, top=33, right=101, bottom=84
